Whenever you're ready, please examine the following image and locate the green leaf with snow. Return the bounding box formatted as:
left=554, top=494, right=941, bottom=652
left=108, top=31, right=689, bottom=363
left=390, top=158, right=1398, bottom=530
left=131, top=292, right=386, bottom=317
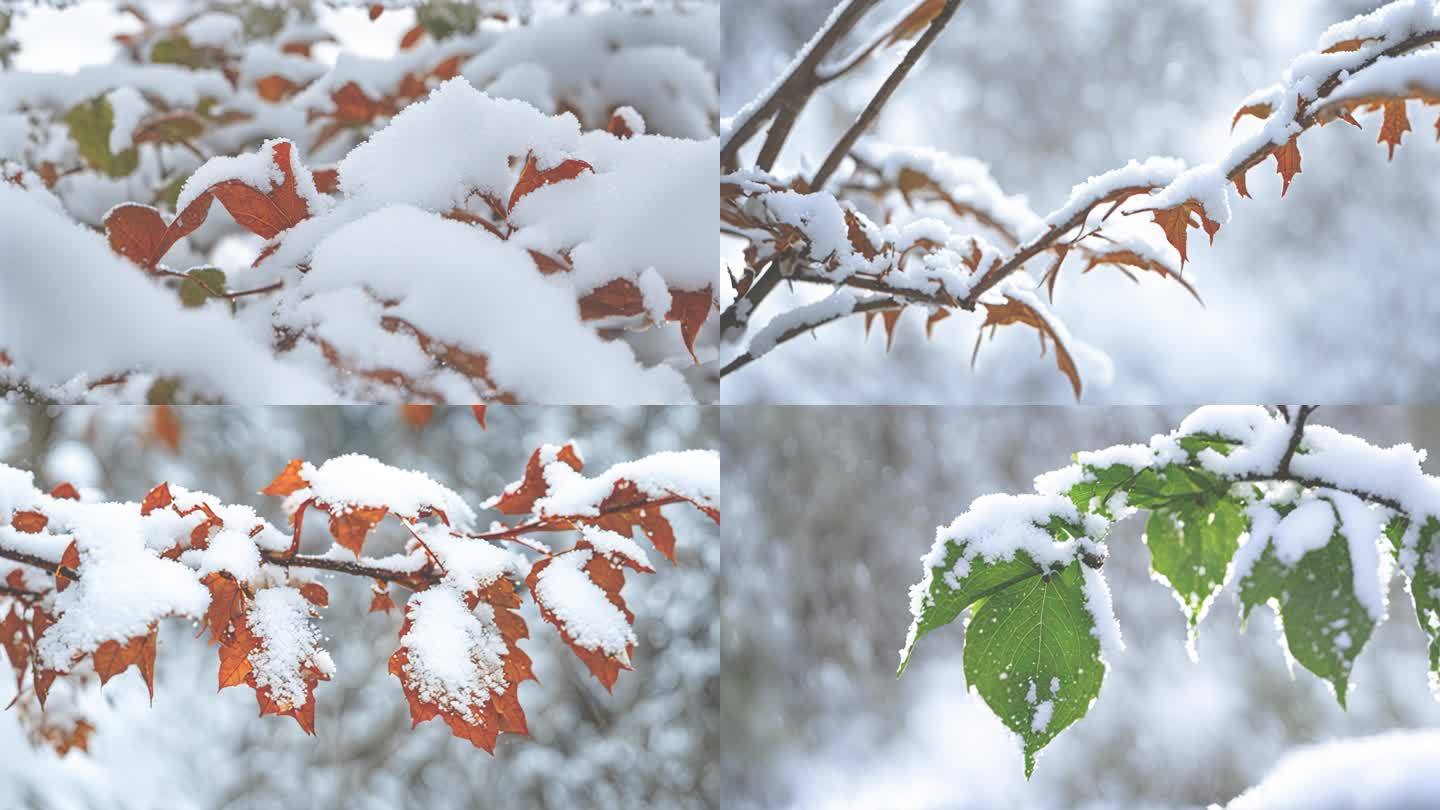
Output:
left=1237, top=525, right=1375, bottom=707
left=150, top=36, right=208, bottom=69
left=962, top=561, right=1104, bottom=777
left=1062, top=463, right=1136, bottom=517
left=1406, top=518, right=1440, bottom=696
left=898, top=547, right=1041, bottom=677
left=1145, top=496, right=1246, bottom=629
left=64, top=96, right=139, bottom=178
left=1123, top=463, right=1225, bottom=510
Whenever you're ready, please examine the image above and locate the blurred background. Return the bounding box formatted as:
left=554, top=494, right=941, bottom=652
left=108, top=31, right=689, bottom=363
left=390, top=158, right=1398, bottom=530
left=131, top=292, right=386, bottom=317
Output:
left=721, top=0, right=1440, bottom=404
left=721, top=406, right=1440, bottom=808
left=0, top=404, right=719, bottom=810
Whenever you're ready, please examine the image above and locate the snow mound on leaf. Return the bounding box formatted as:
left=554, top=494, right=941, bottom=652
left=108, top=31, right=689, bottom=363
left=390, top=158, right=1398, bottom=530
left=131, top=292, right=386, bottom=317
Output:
left=532, top=550, right=635, bottom=659
left=0, top=186, right=332, bottom=403
left=300, top=453, right=476, bottom=528
left=1226, top=730, right=1440, bottom=810
left=337, top=77, right=581, bottom=212
left=531, top=449, right=719, bottom=516
left=290, top=204, right=693, bottom=404
left=37, top=502, right=209, bottom=670
left=397, top=585, right=511, bottom=719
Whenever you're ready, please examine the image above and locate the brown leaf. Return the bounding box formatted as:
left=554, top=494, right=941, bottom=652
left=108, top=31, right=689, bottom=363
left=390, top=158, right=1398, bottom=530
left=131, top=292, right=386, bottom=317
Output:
left=1378, top=99, right=1411, bottom=160
left=141, top=482, right=173, bottom=515
left=312, top=167, right=339, bottom=194
left=328, top=505, right=389, bottom=557
left=1231, top=102, right=1273, bottom=132
left=974, top=296, right=1082, bottom=399
left=216, top=623, right=256, bottom=690
left=528, top=550, right=637, bottom=690
left=925, top=308, right=951, bottom=339
left=10, top=510, right=47, bottom=534
left=261, top=459, right=308, bottom=497
left=91, top=624, right=159, bottom=700
left=1233, top=169, right=1250, bottom=199
left=399, top=25, right=425, bottom=50
left=666, top=286, right=714, bottom=363
left=0, top=608, right=30, bottom=687
left=299, top=582, right=329, bottom=608
left=201, top=572, right=248, bottom=645
left=369, top=584, right=396, bottom=614
left=471, top=405, right=487, bottom=429
left=1272, top=135, right=1302, bottom=197
left=399, top=404, right=435, bottom=428
left=368, top=3, right=384, bottom=20
left=255, top=74, right=298, bottom=102
left=507, top=152, right=594, bottom=213
left=844, top=208, right=880, bottom=260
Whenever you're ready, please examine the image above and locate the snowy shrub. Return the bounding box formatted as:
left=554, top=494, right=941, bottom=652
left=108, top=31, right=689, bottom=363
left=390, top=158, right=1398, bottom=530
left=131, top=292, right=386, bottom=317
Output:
left=898, top=405, right=1440, bottom=776
left=721, top=0, right=1440, bottom=397
left=0, top=411, right=719, bottom=755
left=0, top=0, right=718, bottom=403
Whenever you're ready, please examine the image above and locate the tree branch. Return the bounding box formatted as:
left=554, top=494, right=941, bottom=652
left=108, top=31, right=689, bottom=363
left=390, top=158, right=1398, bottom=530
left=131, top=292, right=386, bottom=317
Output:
left=810, top=0, right=966, bottom=190
left=0, top=545, right=79, bottom=582
left=1276, top=405, right=1317, bottom=478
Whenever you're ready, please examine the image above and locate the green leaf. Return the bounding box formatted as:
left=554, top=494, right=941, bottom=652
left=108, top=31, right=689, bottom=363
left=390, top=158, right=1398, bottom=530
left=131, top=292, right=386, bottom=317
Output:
left=155, top=174, right=187, bottom=211
left=1237, top=505, right=1375, bottom=707
left=150, top=36, right=208, bottom=69
left=1406, top=517, right=1440, bottom=697
left=179, top=267, right=227, bottom=307
left=415, top=2, right=482, bottom=40
left=899, top=546, right=1041, bottom=677
left=64, top=96, right=140, bottom=178
left=962, top=561, right=1105, bottom=777
left=1178, top=432, right=1241, bottom=457
left=1063, top=463, right=1137, bottom=517
left=146, top=378, right=179, bottom=405
left=1145, top=495, right=1246, bottom=632
left=1124, top=463, right=1226, bottom=510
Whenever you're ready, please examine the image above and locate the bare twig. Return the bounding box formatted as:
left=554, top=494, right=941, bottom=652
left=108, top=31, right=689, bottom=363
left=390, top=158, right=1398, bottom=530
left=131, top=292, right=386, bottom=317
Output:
left=810, top=0, right=966, bottom=190
left=1276, top=405, right=1318, bottom=478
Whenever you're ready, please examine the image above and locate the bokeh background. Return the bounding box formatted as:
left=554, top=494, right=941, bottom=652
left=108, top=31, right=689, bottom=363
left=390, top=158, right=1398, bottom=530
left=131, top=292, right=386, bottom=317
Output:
left=721, top=406, right=1440, bottom=808
left=0, top=405, right=719, bottom=810
left=721, top=0, right=1439, bottom=403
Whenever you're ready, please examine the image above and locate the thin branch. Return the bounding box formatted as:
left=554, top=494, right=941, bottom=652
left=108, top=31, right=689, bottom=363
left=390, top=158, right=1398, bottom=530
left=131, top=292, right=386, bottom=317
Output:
left=0, top=545, right=80, bottom=582
left=721, top=295, right=903, bottom=376
left=260, top=550, right=439, bottom=588
left=719, top=0, right=881, bottom=172
left=810, top=0, right=966, bottom=190
left=1276, top=405, right=1318, bottom=477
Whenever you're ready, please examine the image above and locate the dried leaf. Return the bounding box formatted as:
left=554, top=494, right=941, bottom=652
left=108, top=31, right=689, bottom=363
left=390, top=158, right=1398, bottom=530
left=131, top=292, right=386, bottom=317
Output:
left=1272, top=136, right=1302, bottom=197
left=1231, top=102, right=1273, bottom=131
left=261, top=459, right=308, bottom=497
left=975, top=296, right=1082, bottom=399
left=492, top=443, right=584, bottom=515
left=49, top=483, right=81, bottom=501
left=141, top=482, right=173, bottom=515
left=10, top=511, right=47, bottom=534
left=471, top=405, right=488, bottom=429
left=1379, top=99, right=1411, bottom=160
left=299, top=582, right=330, bottom=608
left=328, top=506, right=389, bottom=557
left=507, top=153, right=594, bottom=213
left=666, top=286, right=714, bottom=363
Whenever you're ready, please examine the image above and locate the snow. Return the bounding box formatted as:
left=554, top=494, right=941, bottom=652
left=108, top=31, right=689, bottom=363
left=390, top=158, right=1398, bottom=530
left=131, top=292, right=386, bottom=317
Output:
left=36, top=502, right=210, bottom=671
left=396, top=585, right=511, bottom=721
left=288, top=203, right=694, bottom=404
left=580, top=525, right=652, bottom=570
left=0, top=186, right=334, bottom=404
left=1043, top=157, right=1187, bottom=227
left=246, top=586, right=333, bottom=710
left=745, top=291, right=858, bottom=358
left=298, top=453, right=477, bottom=529
left=530, top=449, right=719, bottom=519
left=237, top=43, right=329, bottom=87
left=1226, top=729, right=1440, bottom=810
left=175, top=138, right=288, bottom=213
left=532, top=549, right=635, bottom=660
left=411, top=524, right=521, bottom=595
left=0, top=65, right=233, bottom=115
left=1080, top=563, right=1125, bottom=660
left=181, top=12, right=243, bottom=50
left=1270, top=499, right=1338, bottom=565
left=103, top=86, right=146, bottom=155
left=1030, top=699, right=1053, bottom=733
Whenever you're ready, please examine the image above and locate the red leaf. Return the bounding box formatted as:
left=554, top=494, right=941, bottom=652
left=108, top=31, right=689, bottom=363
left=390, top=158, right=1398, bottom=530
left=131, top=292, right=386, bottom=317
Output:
left=507, top=152, right=594, bottom=213
left=399, top=25, right=425, bottom=50
left=103, top=203, right=167, bottom=268
left=528, top=550, right=637, bottom=690
left=399, top=404, right=434, bottom=428
left=90, top=624, right=159, bottom=700
left=368, top=3, right=384, bottom=20
left=312, top=167, right=339, bottom=194
left=201, top=572, right=248, bottom=646
left=1272, top=136, right=1302, bottom=197
left=369, top=583, right=396, bottom=614
left=55, top=541, right=80, bottom=592
left=471, top=405, right=487, bottom=429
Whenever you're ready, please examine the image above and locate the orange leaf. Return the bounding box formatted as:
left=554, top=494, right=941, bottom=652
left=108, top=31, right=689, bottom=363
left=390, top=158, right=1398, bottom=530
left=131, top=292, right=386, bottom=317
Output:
left=368, top=3, right=383, bottom=20
left=55, top=541, right=80, bottom=592
left=1323, top=37, right=1378, bottom=53
left=471, top=405, right=487, bottom=429
left=974, top=296, right=1082, bottom=399
left=1233, top=169, right=1250, bottom=199
left=579, top=278, right=644, bottom=320
left=150, top=405, right=181, bottom=453
left=492, top=443, right=584, bottom=515
left=881, top=309, right=903, bottom=352
left=328, top=505, right=389, bottom=557
left=216, top=623, right=256, bottom=690
left=331, top=82, right=382, bottom=124
left=507, top=153, right=594, bottom=213
left=255, top=74, right=297, bottom=102
left=399, top=404, right=434, bottom=428
left=141, top=482, right=173, bottom=515
left=10, top=510, right=47, bottom=534
left=90, top=625, right=158, bottom=700
left=49, top=482, right=80, bottom=500
left=201, top=572, right=248, bottom=645
left=1230, top=102, right=1272, bottom=132
left=312, top=167, right=339, bottom=194
left=1272, top=136, right=1302, bottom=197
left=925, top=308, right=951, bottom=339
left=399, top=25, right=425, bottom=50
left=528, top=550, right=637, bottom=690
left=1379, top=99, right=1411, bottom=160
left=261, top=459, right=308, bottom=497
